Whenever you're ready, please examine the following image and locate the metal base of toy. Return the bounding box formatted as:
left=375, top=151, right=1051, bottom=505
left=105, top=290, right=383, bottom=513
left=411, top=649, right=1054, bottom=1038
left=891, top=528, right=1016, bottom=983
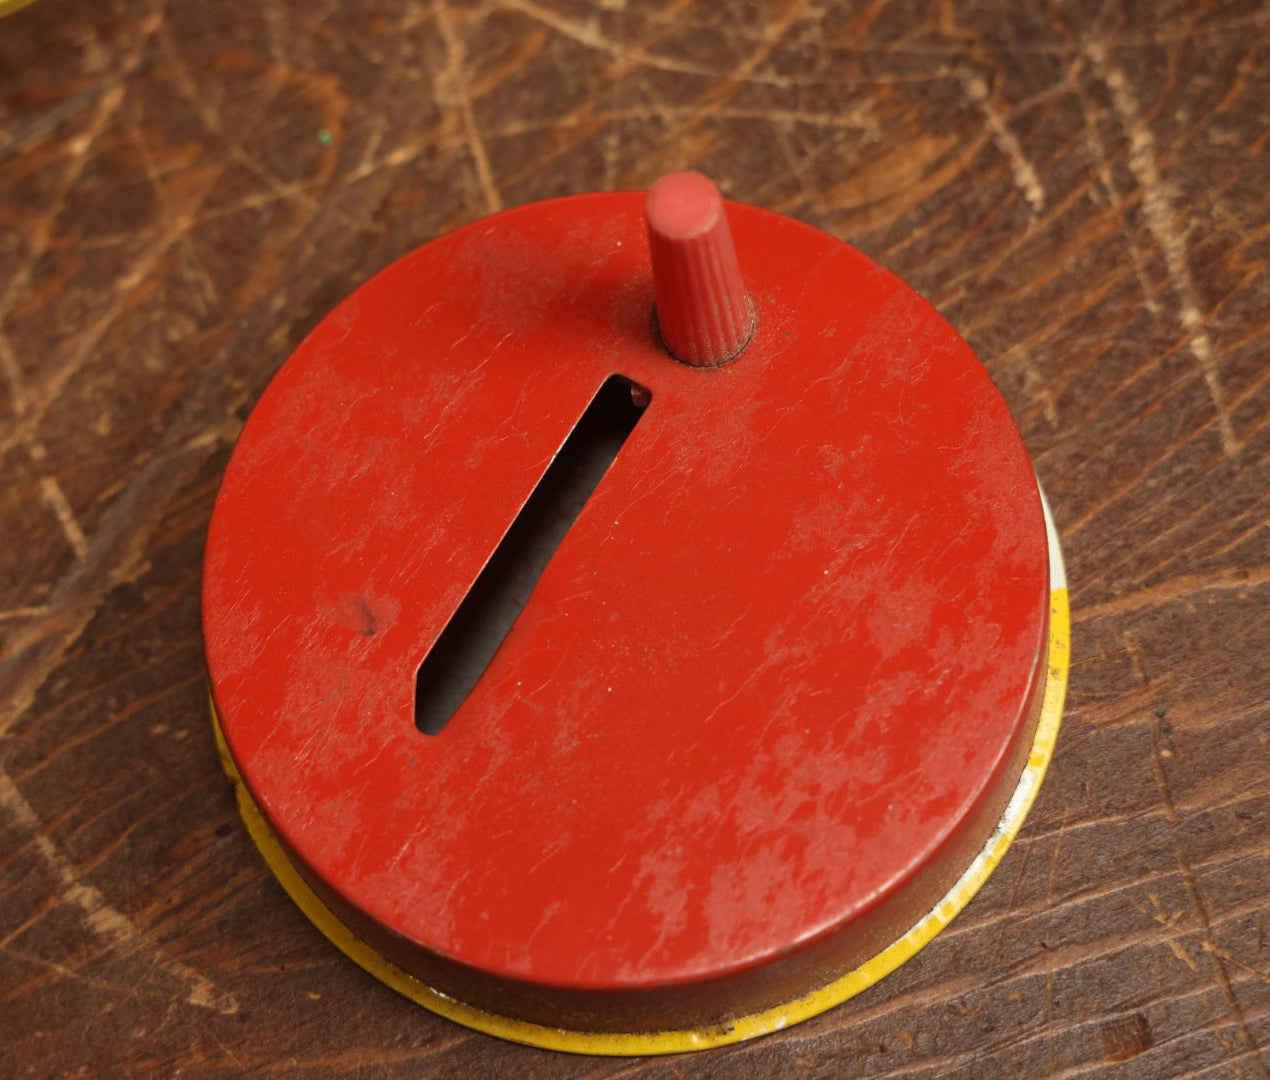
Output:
left=211, top=501, right=1068, bottom=1056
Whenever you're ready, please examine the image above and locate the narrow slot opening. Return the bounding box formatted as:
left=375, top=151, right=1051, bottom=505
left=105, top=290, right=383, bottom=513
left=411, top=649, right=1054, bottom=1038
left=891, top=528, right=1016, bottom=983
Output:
left=414, top=375, right=650, bottom=735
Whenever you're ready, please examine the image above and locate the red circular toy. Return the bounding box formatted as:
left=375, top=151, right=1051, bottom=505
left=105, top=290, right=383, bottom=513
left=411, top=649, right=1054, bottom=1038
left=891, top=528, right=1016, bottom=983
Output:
left=204, top=173, right=1069, bottom=1053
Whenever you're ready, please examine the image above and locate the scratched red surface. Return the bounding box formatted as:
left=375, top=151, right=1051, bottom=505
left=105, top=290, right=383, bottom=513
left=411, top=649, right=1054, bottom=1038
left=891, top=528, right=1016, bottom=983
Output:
left=202, top=192, right=1049, bottom=992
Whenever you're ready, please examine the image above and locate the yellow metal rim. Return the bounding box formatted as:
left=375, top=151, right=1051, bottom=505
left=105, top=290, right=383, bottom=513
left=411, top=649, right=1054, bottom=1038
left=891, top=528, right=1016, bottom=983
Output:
left=210, top=576, right=1067, bottom=1056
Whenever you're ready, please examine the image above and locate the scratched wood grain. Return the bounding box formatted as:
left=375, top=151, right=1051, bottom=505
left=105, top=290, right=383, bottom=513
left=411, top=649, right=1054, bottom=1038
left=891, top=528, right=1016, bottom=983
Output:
left=2, top=0, right=1268, bottom=1076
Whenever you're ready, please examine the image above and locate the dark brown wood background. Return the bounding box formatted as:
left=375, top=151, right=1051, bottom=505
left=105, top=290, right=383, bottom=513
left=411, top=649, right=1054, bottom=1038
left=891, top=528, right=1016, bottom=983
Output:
left=2, top=0, right=1268, bottom=1076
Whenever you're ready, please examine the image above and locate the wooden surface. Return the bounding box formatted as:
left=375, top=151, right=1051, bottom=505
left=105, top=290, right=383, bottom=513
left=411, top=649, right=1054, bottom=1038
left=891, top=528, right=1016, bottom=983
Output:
left=2, top=0, right=1268, bottom=1075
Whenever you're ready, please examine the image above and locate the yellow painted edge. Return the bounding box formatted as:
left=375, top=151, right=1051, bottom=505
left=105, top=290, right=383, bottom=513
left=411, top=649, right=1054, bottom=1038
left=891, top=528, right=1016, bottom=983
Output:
left=0, top=0, right=38, bottom=17
left=210, top=580, right=1068, bottom=1056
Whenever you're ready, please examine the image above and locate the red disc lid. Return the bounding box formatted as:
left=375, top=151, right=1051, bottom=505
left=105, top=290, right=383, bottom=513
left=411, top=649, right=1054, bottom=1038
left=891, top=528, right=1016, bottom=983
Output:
left=203, top=189, right=1049, bottom=1027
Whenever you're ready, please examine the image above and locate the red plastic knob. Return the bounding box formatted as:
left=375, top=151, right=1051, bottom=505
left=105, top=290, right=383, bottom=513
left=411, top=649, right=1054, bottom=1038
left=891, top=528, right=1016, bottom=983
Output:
left=646, top=171, right=754, bottom=367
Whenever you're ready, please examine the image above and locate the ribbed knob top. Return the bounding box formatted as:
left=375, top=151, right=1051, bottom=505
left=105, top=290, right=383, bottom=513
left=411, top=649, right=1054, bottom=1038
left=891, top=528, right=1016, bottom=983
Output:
left=645, top=171, right=754, bottom=367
